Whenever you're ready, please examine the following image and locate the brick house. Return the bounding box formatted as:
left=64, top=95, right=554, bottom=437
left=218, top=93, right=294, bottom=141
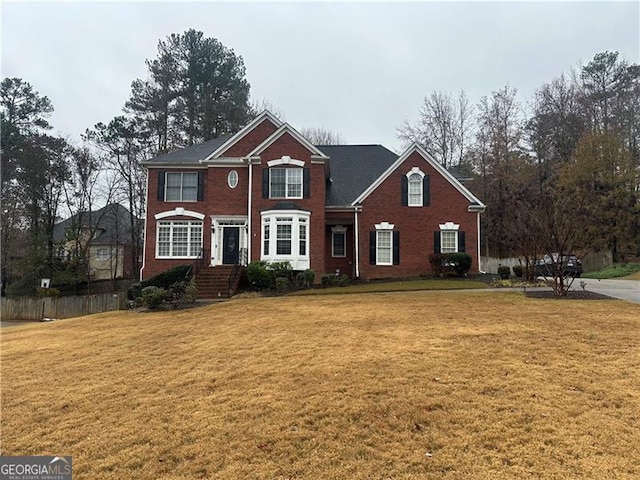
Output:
left=141, top=111, right=486, bottom=296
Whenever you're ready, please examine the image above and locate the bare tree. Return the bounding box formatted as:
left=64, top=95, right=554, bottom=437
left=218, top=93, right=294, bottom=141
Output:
left=249, top=98, right=286, bottom=120
left=397, top=90, right=474, bottom=168
left=299, top=127, right=345, bottom=145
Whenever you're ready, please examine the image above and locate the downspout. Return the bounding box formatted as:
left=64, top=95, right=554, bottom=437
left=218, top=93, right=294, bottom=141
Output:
left=247, top=159, right=252, bottom=264
left=477, top=211, right=486, bottom=274
left=354, top=206, right=361, bottom=278
left=140, top=168, right=149, bottom=281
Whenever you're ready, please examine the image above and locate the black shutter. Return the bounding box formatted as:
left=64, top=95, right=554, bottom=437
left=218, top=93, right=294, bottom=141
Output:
left=303, top=168, right=310, bottom=198
left=423, top=175, right=430, bottom=206
left=434, top=231, right=441, bottom=253
left=401, top=176, right=408, bottom=206
left=157, top=171, right=166, bottom=201
left=262, top=169, right=269, bottom=199
left=197, top=172, right=205, bottom=201
left=458, top=231, right=466, bottom=252
left=393, top=231, right=400, bottom=265
left=369, top=231, right=376, bottom=265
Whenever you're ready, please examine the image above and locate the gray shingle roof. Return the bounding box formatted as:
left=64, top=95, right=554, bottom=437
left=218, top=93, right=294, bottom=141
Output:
left=53, top=204, right=141, bottom=245
left=143, top=135, right=233, bottom=164
left=317, top=145, right=398, bottom=206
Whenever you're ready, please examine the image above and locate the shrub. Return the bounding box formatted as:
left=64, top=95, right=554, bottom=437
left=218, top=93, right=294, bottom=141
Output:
left=167, top=280, right=197, bottom=308
left=247, top=261, right=274, bottom=290
left=428, top=253, right=445, bottom=277
left=36, top=287, right=61, bottom=298
left=141, top=286, right=168, bottom=309
left=303, top=269, right=315, bottom=287
left=275, top=277, right=291, bottom=292
left=512, top=265, right=524, bottom=278
left=337, top=274, right=350, bottom=287
left=6, top=276, right=37, bottom=297
left=321, top=274, right=339, bottom=287
left=269, top=261, right=294, bottom=282
left=128, top=264, right=192, bottom=300
left=447, top=253, right=472, bottom=277
left=498, top=266, right=511, bottom=280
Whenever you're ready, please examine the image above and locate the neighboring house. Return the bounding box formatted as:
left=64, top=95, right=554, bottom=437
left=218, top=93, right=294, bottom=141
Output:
left=53, top=203, right=141, bottom=280
left=141, top=111, right=486, bottom=295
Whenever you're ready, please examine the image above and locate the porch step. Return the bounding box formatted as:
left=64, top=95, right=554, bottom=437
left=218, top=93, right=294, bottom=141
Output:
left=195, top=266, right=244, bottom=299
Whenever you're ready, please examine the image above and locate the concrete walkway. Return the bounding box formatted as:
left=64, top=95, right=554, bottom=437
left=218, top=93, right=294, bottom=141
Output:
left=578, top=279, right=640, bottom=304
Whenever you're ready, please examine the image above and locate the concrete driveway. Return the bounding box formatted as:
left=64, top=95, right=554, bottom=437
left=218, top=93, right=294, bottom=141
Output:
left=578, top=279, right=640, bottom=304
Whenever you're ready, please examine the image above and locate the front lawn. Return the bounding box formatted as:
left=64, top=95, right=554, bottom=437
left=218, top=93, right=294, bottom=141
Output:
left=582, top=262, right=640, bottom=279
left=2, top=291, right=639, bottom=479
left=291, top=278, right=487, bottom=295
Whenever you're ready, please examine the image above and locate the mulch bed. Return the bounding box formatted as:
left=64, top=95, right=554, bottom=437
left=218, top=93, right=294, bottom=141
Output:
left=525, top=290, right=614, bottom=300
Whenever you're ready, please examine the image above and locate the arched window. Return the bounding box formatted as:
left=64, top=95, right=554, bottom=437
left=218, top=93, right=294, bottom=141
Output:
left=408, top=173, right=423, bottom=206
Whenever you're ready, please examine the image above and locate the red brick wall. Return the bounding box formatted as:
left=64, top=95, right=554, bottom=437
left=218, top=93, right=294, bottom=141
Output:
left=219, top=119, right=279, bottom=157
left=250, top=132, right=327, bottom=278
left=358, top=151, right=480, bottom=279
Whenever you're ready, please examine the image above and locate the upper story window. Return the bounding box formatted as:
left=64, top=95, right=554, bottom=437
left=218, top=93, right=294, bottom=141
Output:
left=95, top=247, right=113, bottom=261
left=408, top=173, right=423, bottom=206
left=262, top=160, right=309, bottom=200
left=227, top=170, right=238, bottom=189
left=166, top=172, right=197, bottom=201
left=270, top=168, right=302, bottom=199
left=402, top=167, right=429, bottom=207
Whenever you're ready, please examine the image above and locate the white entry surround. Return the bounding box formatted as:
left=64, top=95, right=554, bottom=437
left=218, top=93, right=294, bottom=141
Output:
left=210, top=216, right=248, bottom=266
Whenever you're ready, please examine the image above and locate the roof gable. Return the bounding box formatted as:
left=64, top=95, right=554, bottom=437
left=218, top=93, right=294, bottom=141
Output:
left=207, top=110, right=283, bottom=160
left=247, top=123, right=330, bottom=159
left=53, top=204, right=140, bottom=245
left=353, top=143, right=486, bottom=208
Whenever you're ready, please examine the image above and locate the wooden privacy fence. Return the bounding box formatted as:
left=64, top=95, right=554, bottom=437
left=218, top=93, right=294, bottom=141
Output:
left=1, top=292, right=127, bottom=321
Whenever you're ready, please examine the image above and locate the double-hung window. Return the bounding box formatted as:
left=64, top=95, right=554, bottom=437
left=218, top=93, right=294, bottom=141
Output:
left=165, top=172, right=198, bottom=202
left=440, top=231, right=458, bottom=253
left=436, top=222, right=465, bottom=254
left=270, top=168, right=302, bottom=199
left=157, top=220, right=203, bottom=258
left=276, top=218, right=293, bottom=255
left=376, top=231, right=393, bottom=265
left=408, top=173, right=423, bottom=206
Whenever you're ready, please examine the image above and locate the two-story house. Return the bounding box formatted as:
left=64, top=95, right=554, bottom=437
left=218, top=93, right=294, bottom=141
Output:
left=141, top=111, right=486, bottom=296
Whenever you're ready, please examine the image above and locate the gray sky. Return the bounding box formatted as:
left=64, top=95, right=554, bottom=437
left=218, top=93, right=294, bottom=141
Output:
left=2, top=1, right=639, bottom=152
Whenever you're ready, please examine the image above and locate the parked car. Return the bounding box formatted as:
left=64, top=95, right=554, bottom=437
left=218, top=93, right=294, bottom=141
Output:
left=533, top=254, right=583, bottom=278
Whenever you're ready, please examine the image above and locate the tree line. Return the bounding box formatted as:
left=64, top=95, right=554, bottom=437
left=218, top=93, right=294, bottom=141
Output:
left=2, top=32, right=637, bottom=296
left=399, top=51, right=639, bottom=289
left=1, top=29, right=256, bottom=295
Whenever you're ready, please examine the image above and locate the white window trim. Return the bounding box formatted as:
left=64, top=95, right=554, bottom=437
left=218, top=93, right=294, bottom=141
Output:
left=165, top=172, right=199, bottom=202
left=267, top=156, right=305, bottom=168
left=269, top=167, right=303, bottom=199
left=261, top=210, right=310, bottom=270
left=439, top=222, right=460, bottom=254
left=155, top=208, right=205, bottom=220
left=155, top=220, right=203, bottom=259
left=407, top=167, right=425, bottom=207
left=331, top=226, right=347, bottom=258
left=374, top=222, right=394, bottom=266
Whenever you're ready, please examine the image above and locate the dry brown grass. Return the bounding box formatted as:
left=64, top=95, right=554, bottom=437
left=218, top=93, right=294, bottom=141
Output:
left=2, top=291, right=639, bottom=479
